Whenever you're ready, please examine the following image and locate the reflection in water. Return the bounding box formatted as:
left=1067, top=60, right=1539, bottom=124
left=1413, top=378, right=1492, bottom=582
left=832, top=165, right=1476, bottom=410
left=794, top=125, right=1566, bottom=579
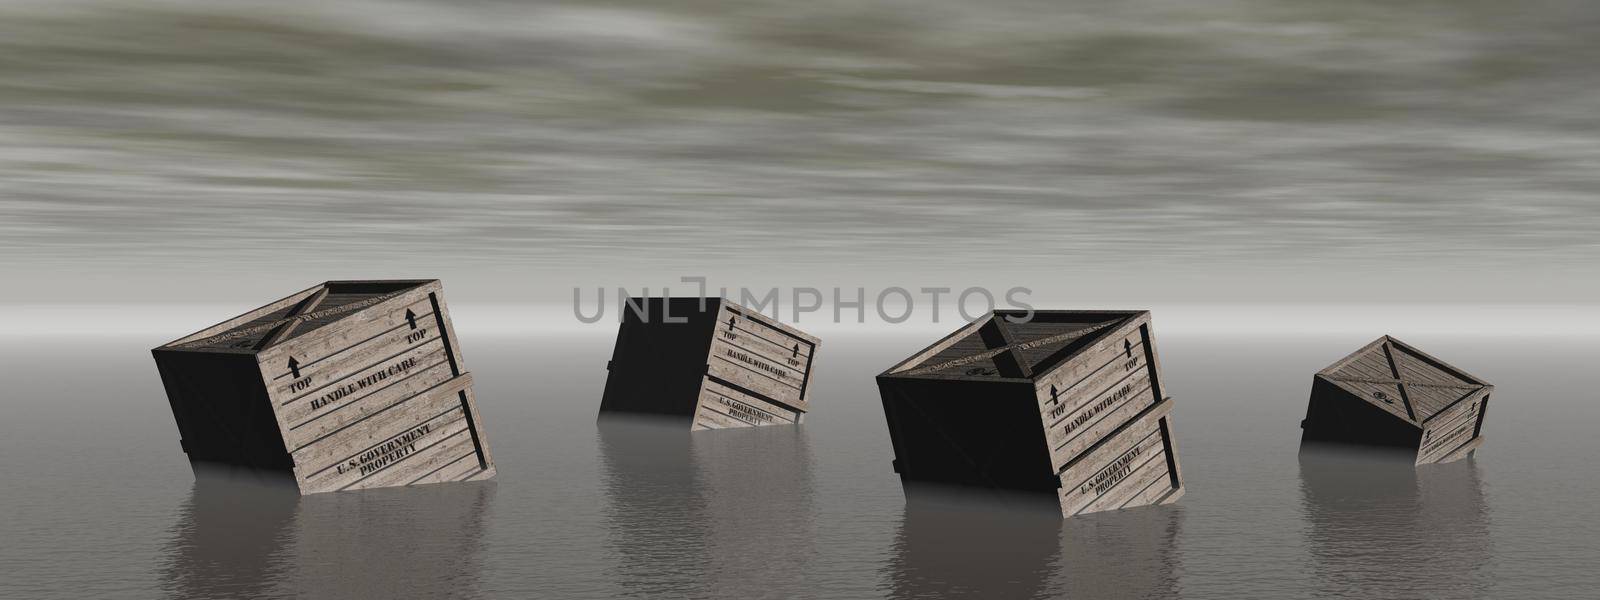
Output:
left=883, top=487, right=1062, bottom=600
left=596, top=415, right=816, bottom=599
left=882, top=486, right=1183, bottom=599
left=159, top=466, right=496, bottom=599
left=1056, top=504, right=1185, bottom=599
left=1299, top=444, right=1493, bottom=600
left=159, top=467, right=298, bottom=599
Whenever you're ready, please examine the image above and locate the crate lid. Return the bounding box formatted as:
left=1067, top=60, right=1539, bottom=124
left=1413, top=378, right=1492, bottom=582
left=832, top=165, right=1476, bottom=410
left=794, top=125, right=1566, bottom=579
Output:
left=162, top=280, right=434, bottom=352
left=886, top=310, right=1143, bottom=380
left=1317, top=336, right=1491, bottom=423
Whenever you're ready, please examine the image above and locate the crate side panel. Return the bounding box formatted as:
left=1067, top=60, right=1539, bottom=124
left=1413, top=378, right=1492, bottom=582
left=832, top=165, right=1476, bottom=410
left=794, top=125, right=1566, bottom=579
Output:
left=876, top=377, right=1056, bottom=492
left=1058, top=408, right=1182, bottom=517
left=1417, top=388, right=1489, bottom=465
left=711, top=302, right=817, bottom=413
left=1301, top=376, right=1422, bottom=449
left=1035, top=324, right=1162, bottom=472
left=692, top=377, right=802, bottom=430
left=599, top=298, right=718, bottom=418
left=295, top=375, right=482, bottom=493
left=152, top=349, right=292, bottom=471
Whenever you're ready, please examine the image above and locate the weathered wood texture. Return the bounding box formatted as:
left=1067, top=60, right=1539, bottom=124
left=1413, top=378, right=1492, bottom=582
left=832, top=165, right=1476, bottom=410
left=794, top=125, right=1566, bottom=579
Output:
left=599, top=298, right=820, bottom=431
left=153, top=280, right=496, bottom=494
left=877, top=310, right=1184, bottom=518
left=1300, top=335, right=1493, bottom=465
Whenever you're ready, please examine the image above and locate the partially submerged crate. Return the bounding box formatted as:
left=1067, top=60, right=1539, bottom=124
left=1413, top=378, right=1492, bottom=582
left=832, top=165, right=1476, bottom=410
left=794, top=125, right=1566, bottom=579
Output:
left=152, top=279, right=495, bottom=494
left=600, top=297, right=820, bottom=431
left=877, top=310, right=1184, bottom=518
left=1301, top=336, right=1493, bottom=465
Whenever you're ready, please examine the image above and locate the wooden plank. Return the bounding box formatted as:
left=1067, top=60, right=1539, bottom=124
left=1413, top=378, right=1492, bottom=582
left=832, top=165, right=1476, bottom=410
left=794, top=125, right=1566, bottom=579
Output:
left=1317, top=337, right=1390, bottom=377
left=692, top=377, right=800, bottom=431
left=1436, top=436, right=1485, bottom=464
left=1029, top=318, right=1149, bottom=398
left=452, top=380, right=494, bottom=475
left=1038, top=339, right=1148, bottom=420
left=712, top=303, right=815, bottom=412
left=1080, top=454, right=1171, bottom=515
left=261, top=296, right=436, bottom=385
left=283, top=359, right=458, bottom=448
left=1380, top=342, right=1419, bottom=421
left=1417, top=393, right=1486, bottom=464
left=905, top=320, right=1120, bottom=378
left=717, top=311, right=816, bottom=360
left=1386, top=336, right=1489, bottom=386
left=885, top=316, right=991, bottom=375
left=348, top=425, right=480, bottom=491
left=427, top=288, right=469, bottom=376
left=707, top=347, right=806, bottom=411
left=161, top=282, right=324, bottom=348
left=721, top=302, right=820, bottom=350
left=1418, top=417, right=1479, bottom=464
left=290, top=373, right=474, bottom=474
left=1059, top=415, right=1170, bottom=516
left=275, top=341, right=449, bottom=429
left=296, top=386, right=474, bottom=493
left=263, top=307, right=440, bottom=402
left=180, top=286, right=418, bottom=352
left=1048, top=381, right=1159, bottom=473
left=708, top=330, right=808, bottom=384
left=1420, top=388, right=1485, bottom=434
left=407, top=450, right=488, bottom=486
left=255, top=287, right=330, bottom=350
left=258, top=284, right=438, bottom=370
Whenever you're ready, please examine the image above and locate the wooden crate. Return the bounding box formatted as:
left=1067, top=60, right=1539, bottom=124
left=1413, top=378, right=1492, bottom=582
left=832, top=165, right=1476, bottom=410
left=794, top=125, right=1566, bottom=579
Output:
left=1301, top=335, right=1493, bottom=465
left=152, top=279, right=495, bottom=494
left=877, top=310, right=1184, bottom=518
left=599, top=298, right=820, bottom=431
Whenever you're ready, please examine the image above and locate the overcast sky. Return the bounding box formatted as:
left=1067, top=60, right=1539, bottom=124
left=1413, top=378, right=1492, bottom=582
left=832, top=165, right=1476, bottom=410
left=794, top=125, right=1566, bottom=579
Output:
left=2, top=0, right=1597, bottom=306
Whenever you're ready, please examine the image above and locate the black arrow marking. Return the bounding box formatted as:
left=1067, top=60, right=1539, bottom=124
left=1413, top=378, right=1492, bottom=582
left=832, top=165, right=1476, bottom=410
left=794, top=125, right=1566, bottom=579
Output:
left=288, top=357, right=301, bottom=379
left=793, top=343, right=800, bottom=358
left=1124, top=339, right=1133, bottom=358
left=405, top=309, right=418, bottom=330
left=727, top=316, right=736, bottom=332
left=1050, top=384, right=1059, bottom=404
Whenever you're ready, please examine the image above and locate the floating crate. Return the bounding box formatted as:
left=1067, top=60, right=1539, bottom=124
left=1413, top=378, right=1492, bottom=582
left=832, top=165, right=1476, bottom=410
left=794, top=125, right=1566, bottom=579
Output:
left=599, top=298, right=820, bottom=430
left=877, top=310, right=1184, bottom=518
left=152, top=279, right=495, bottom=494
left=1301, top=336, right=1493, bottom=465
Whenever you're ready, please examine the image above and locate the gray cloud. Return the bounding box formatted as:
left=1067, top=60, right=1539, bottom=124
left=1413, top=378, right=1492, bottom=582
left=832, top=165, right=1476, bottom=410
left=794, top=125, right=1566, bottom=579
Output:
left=1, top=0, right=1597, bottom=303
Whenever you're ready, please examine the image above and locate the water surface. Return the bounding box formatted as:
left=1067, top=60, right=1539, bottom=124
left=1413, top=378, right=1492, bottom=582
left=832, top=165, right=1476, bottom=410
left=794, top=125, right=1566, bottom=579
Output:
left=1, top=333, right=1595, bottom=598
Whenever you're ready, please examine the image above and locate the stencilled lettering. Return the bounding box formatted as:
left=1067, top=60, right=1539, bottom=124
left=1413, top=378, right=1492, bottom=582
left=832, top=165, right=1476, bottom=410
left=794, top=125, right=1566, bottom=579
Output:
left=336, top=423, right=431, bottom=476
left=724, top=348, right=788, bottom=380
left=1080, top=444, right=1147, bottom=496
left=310, top=356, right=419, bottom=411
left=1056, top=383, right=1136, bottom=435
left=718, top=396, right=776, bottom=425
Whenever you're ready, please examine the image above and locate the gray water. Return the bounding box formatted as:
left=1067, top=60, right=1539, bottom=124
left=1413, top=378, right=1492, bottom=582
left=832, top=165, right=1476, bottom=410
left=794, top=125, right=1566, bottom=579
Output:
left=1, top=332, right=1596, bottom=599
